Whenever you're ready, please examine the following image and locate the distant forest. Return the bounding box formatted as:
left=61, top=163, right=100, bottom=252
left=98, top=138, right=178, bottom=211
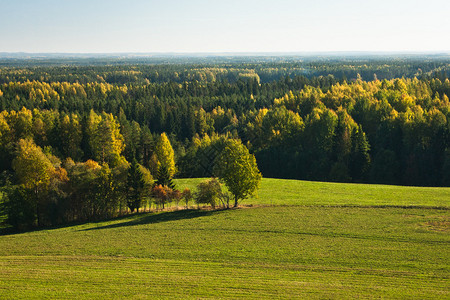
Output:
left=0, top=56, right=449, bottom=187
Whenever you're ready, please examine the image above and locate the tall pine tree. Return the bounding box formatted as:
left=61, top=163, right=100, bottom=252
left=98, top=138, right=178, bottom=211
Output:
left=126, top=158, right=146, bottom=212
left=349, top=125, right=371, bottom=182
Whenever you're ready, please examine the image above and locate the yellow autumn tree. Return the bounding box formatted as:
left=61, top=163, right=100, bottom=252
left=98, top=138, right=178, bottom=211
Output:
left=12, top=139, right=56, bottom=226
left=87, top=110, right=126, bottom=167
left=12, top=139, right=54, bottom=190
left=154, top=132, right=176, bottom=178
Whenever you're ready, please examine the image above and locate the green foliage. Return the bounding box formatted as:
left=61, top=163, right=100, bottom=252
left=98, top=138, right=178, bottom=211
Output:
left=0, top=69, right=448, bottom=186
left=195, top=178, right=223, bottom=208
left=181, top=187, right=193, bottom=208
left=154, top=165, right=175, bottom=190
left=215, top=140, right=262, bottom=207
left=329, top=161, right=351, bottom=182
left=3, top=185, right=36, bottom=230
left=60, top=114, right=83, bottom=160
left=0, top=59, right=449, bottom=230
left=126, top=159, right=146, bottom=212
left=349, top=125, right=371, bottom=182
left=62, top=159, right=127, bottom=223
left=443, top=151, right=450, bottom=186
left=370, top=149, right=400, bottom=184
left=87, top=111, right=126, bottom=167
left=178, top=133, right=228, bottom=177
left=260, top=106, right=304, bottom=148
left=93, top=163, right=121, bottom=218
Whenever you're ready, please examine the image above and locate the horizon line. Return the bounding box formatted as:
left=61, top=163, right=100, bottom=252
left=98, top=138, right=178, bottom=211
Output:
left=1, top=51, right=450, bottom=56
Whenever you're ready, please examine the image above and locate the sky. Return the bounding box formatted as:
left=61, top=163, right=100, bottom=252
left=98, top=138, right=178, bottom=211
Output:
left=1, top=0, right=449, bottom=53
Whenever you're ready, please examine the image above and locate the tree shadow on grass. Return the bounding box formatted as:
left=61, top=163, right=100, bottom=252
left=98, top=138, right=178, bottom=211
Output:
left=80, top=209, right=226, bottom=232
left=0, top=208, right=228, bottom=236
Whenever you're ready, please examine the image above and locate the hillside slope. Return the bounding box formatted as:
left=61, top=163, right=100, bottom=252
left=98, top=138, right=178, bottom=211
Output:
left=1, top=179, right=449, bottom=299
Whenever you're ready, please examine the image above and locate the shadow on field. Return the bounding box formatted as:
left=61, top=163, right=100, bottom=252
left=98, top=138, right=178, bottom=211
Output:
left=81, top=209, right=224, bottom=231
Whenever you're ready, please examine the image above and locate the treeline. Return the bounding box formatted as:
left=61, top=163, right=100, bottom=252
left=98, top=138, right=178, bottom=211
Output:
left=251, top=78, right=450, bottom=186
left=0, top=109, right=150, bottom=228
left=0, top=73, right=449, bottom=229
left=2, top=58, right=449, bottom=230
left=0, top=75, right=449, bottom=187
left=1, top=56, right=449, bottom=85
left=0, top=75, right=342, bottom=137
left=0, top=109, right=260, bottom=229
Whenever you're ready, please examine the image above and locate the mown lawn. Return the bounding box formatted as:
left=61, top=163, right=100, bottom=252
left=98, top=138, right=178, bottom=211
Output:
left=0, top=179, right=449, bottom=299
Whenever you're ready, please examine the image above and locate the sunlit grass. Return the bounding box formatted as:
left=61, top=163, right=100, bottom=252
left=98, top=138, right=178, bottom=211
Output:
left=1, top=178, right=449, bottom=298
left=175, top=177, right=450, bottom=207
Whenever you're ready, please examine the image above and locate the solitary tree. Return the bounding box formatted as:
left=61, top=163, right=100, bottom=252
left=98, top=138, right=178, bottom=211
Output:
left=215, top=139, right=261, bottom=207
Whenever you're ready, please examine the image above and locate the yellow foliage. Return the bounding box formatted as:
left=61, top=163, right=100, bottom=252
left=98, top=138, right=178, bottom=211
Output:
left=53, top=167, right=69, bottom=182
left=84, top=159, right=101, bottom=170
left=155, top=132, right=177, bottom=177
left=12, top=139, right=54, bottom=190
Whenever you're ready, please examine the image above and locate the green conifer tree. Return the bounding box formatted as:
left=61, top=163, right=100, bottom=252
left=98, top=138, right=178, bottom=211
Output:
left=127, top=159, right=146, bottom=212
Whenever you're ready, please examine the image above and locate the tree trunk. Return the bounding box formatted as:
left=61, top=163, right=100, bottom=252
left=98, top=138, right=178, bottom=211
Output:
left=234, top=195, right=238, bottom=208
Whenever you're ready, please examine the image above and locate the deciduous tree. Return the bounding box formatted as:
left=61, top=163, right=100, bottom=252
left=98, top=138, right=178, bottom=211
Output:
left=154, top=132, right=176, bottom=178
left=12, top=138, right=55, bottom=226
left=215, top=140, right=261, bottom=207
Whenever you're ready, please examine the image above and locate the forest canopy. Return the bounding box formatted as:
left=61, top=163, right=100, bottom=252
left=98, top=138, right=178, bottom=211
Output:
left=0, top=56, right=449, bottom=228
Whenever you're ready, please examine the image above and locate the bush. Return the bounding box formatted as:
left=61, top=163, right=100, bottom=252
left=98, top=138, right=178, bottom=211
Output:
left=181, top=188, right=193, bottom=208
left=195, top=178, right=223, bottom=208
left=152, top=184, right=181, bottom=209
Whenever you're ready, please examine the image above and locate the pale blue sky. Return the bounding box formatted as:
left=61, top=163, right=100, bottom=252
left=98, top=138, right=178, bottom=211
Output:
left=1, top=0, right=449, bottom=53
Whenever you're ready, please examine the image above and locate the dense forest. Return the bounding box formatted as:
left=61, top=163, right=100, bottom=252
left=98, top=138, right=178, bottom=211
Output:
left=0, top=56, right=449, bottom=229
left=1, top=54, right=449, bottom=84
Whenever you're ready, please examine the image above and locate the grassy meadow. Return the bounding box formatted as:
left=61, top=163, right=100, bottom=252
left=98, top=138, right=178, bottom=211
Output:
left=1, top=178, right=449, bottom=299
left=176, top=178, right=450, bottom=207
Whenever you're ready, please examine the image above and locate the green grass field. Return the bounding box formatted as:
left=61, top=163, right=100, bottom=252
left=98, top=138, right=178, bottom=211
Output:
left=1, top=178, right=449, bottom=299
left=175, top=178, right=450, bottom=207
